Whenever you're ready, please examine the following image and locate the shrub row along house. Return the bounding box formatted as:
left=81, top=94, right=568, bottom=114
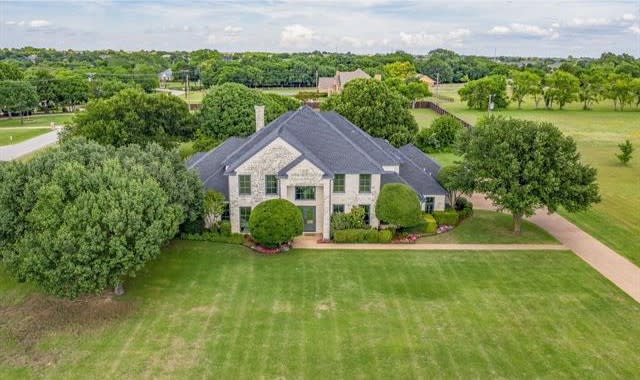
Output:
left=187, top=105, right=445, bottom=239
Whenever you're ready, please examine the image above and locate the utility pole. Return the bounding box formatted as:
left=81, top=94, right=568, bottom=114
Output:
left=488, top=93, right=495, bottom=115
left=436, top=72, right=440, bottom=103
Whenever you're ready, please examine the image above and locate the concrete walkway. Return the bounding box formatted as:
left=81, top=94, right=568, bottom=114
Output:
left=470, top=194, right=640, bottom=303
left=0, top=130, right=59, bottom=161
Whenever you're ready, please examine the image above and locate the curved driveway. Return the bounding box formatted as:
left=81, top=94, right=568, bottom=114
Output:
left=0, top=130, right=59, bottom=161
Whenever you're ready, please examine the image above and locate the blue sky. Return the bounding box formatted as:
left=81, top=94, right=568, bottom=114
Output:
left=1, top=0, right=639, bottom=57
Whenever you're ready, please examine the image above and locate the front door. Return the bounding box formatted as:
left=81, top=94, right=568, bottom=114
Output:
left=299, top=206, right=316, bottom=232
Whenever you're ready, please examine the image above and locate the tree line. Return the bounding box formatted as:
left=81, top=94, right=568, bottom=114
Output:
left=459, top=55, right=640, bottom=111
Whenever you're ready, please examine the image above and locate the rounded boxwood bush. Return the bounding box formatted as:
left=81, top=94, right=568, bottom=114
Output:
left=248, top=199, right=303, bottom=248
left=375, top=183, right=423, bottom=228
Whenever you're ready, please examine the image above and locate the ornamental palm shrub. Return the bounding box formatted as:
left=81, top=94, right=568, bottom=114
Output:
left=375, top=183, right=423, bottom=228
left=248, top=199, right=303, bottom=248
left=0, top=138, right=203, bottom=298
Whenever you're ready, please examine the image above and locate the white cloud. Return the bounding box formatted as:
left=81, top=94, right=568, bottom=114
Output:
left=340, top=36, right=362, bottom=48
left=28, top=19, right=51, bottom=28
left=622, top=13, right=636, bottom=22
left=630, top=24, right=640, bottom=34
left=488, top=23, right=555, bottom=38
left=568, top=17, right=610, bottom=27
left=224, top=25, right=243, bottom=34
left=207, top=34, right=216, bottom=44
left=280, top=24, right=314, bottom=47
left=399, top=28, right=470, bottom=47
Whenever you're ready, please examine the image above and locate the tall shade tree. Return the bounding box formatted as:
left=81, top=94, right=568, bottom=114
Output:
left=630, top=78, right=640, bottom=109
left=458, top=116, right=600, bottom=233
left=54, top=70, right=89, bottom=111
left=383, top=61, right=416, bottom=79
left=605, top=73, right=634, bottom=111
left=25, top=68, right=57, bottom=113
left=132, top=63, right=160, bottom=92
left=321, top=79, right=418, bottom=147
left=0, top=80, right=39, bottom=124
left=198, top=82, right=299, bottom=143
left=436, top=164, right=474, bottom=206
left=65, top=88, right=195, bottom=148
left=0, top=139, right=203, bottom=298
left=543, top=70, right=579, bottom=109
left=510, top=70, right=541, bottom=109
left=458, top=75, right=509, bottom=110
left=578, top=69, right=606, bottom=110
left=0, top=61, right=24, bottom=80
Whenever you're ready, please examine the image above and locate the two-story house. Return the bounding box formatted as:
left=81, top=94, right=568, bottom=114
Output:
left=187, top=105, right=446, bottom=239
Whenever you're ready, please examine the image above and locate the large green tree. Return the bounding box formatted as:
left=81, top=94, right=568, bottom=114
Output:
left=0, top=80, right=39, bottom=124
left=65, top=88, right=195, bottom=148
left=0, top=61, right=23, bottom=80
left=510, top=70, right=541, bottom=109
left=0, top=139, right=203, bottom=298
left=54, top=70, right=89, bottom=111
left=458, top=116, right=600, bottom=233
left=25, top=68, right=58, bottom=112
left=543, top=70, right=579, bottom=109
left=198, top=82, right=299, bottom=143
left=458, top=75, right=509, bottom=110
left=321, top=79, right=418, bottom=146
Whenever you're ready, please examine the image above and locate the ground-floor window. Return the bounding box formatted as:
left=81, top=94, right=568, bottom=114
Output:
left=239, top=207, right=251, bottom=233
left=424, top=197, right=434, bottom=214
left=333, top=204, right=345, bottom=213
left=221, top=203, right=230, bottom=220
left=295, top=186, right=316, bottom=200
left=360, top=204, right=370, bottom=225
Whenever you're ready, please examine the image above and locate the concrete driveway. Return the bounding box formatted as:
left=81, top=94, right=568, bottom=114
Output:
left=0, top=130, right=60, bottom=161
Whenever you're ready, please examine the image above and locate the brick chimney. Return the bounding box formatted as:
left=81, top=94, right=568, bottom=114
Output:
left=255, top=105, right=265, bottom=131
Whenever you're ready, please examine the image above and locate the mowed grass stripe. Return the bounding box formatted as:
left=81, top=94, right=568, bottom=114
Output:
left=3, top=242, right=640, bottom=379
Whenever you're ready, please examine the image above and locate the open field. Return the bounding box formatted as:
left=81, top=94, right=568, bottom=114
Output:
left=425, top=84, right=640, bottom=266
left=0, top=114, right=74, bottom=129
left=258, top=86, right=315, bottom=96
left=0, top=128, right=51, bottom=146
left=417, top=210, right=557, bottom=244
left=1, top=240, right=639, bottom=379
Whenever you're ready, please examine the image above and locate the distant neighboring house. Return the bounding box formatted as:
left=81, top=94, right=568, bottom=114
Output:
left=317, top=68, right=371, bottom=94
left=159, top=69, right=173, bottom=81
left=187, top=105, right=446, bottom=239
left=416, top=74, right=436, bottom=86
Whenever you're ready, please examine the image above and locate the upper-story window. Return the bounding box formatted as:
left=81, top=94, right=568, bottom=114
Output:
left=239, top=175, right=251, bottom=195
left=333, top=174, right=345, bottom=193
left=359, top=174, right=371, bottom=193
left=265, top=175, right=278, bottom=195
left=295, top=186, right=315, bottom=200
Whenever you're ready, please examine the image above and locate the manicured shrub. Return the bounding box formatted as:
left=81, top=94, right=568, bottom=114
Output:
left=330, top=206, right=366, bottom=232
left=333, top=229, right=392, bottom=243
left=433, top=210, right=459, bottom=226
left=249, top=199, right=303, bottom=248
left=219, top=220, right=232, bottom=237
left=454, top=197, right=474, bottom=221
left=375, top=183, right=423, bottom=228
left=423, top=213, right=437, bottom=233
left=181, top=232, right=244, bottom=245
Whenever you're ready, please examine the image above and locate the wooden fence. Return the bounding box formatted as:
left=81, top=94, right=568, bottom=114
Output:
left=413, top=101, right=472, bottom=128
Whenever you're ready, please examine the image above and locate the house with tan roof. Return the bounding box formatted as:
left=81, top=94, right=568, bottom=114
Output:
left=187, top=105, right=446, bottom=239
left=317, top=68, right=371, bottom=94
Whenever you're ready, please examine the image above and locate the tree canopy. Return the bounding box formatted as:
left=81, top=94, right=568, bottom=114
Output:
left=197, top=83, right=300, bottom=145
left=458, top=75, right=509, bottom=110
left=321, top=79, right=418, bottom=147
left=0, top=139, right=203, bottom=298
left=65, top=88, right=195, bottom=148
left=0, top=80, right=39, bottom=123
left=458, top=116, right=600, bottom=232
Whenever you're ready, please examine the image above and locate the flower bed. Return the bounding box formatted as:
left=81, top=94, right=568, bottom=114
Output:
left=244, top=237, right=292, bottom=255
left=392, top=233, right=419, bottom=244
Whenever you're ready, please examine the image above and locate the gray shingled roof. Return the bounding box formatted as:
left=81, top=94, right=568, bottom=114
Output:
left=186, top=137, right=246, bottom=198
left=337, top=69, right=370, bottom=88
left=187, top=106, right=446, bottom=198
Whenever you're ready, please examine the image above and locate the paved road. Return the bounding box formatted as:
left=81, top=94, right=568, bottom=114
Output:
left=0, top=130, right=59, bottom=161
left=470, top=193, right=640, bottom=303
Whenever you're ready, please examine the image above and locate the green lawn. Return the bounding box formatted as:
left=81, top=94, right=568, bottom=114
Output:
left=0, top=128, right=51, bottom=146
left=428, top=84, right=640, bottom=266
left=409, top=108, right=440, bottom=130
left=258, top=86, right=315, bottom=96
left=2, top=241, right=639, bottom=379
left=0, top=114, right=74, bottom=128
left=418, top=210, right=557, bottom=244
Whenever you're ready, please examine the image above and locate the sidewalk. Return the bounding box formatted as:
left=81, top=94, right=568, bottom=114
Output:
left=293, top=238, right=567, bottom=251
left=470, top=194, right=640, bottom=303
